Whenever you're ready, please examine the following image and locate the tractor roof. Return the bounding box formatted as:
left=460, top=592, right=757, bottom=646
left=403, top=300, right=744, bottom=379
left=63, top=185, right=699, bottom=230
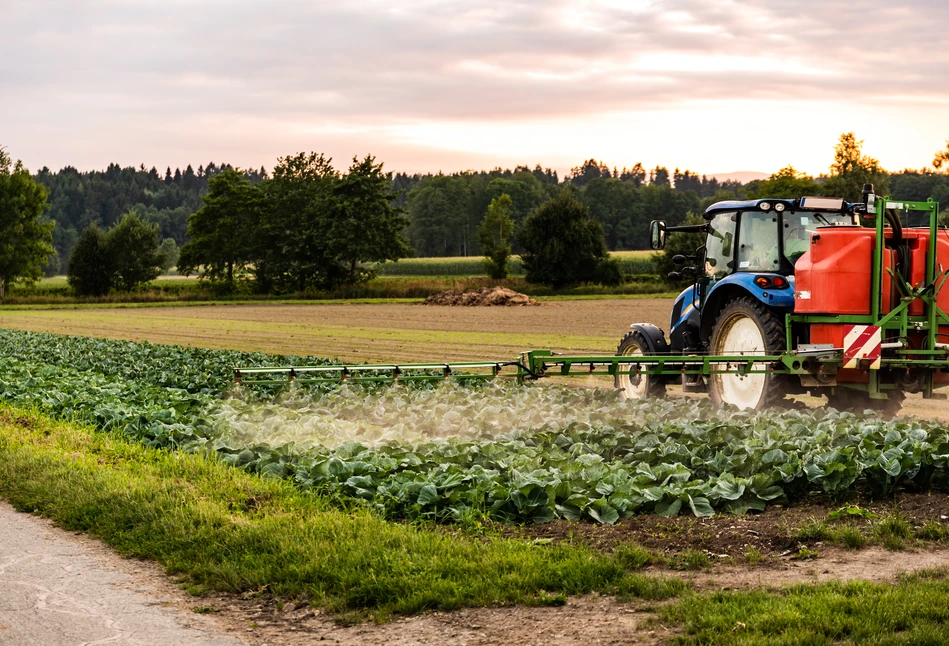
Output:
left=703, top=197, right=852, bottom=218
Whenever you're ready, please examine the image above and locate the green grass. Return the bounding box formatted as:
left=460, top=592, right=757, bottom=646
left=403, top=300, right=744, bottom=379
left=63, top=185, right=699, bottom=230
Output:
left=0, top=405, right=686, bottom=619
left=662, top=570, right=949, bottom=644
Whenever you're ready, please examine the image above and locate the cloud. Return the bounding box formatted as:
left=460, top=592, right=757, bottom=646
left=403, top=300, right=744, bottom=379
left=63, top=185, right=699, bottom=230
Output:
left=2, top=0, right=948, bottom=172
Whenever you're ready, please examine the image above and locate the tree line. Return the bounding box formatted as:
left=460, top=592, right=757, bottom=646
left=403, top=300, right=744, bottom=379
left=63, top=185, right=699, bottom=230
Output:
left=3, top=134, right=949, bottom=299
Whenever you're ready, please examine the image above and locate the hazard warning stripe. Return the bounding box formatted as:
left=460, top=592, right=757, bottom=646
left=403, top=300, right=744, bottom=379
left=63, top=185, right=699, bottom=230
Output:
left=843, top=325, right=882, bottom=370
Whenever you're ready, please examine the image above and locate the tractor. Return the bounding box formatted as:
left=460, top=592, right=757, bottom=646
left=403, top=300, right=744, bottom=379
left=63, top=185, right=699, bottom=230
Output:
left=236, top=185, right=947, bottom=418
left=615, top=186, right=946, bottom=415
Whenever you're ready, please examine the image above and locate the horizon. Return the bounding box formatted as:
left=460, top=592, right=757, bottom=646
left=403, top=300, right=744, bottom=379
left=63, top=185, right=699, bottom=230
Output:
left=4, top=1, right=948, bottom=179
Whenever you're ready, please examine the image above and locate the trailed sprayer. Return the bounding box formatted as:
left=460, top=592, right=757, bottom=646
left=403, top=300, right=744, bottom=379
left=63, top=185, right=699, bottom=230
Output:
left=237, top=186, right=947, bottom=416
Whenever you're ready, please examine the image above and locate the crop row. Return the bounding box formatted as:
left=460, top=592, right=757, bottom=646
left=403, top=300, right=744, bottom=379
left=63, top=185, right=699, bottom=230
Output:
left=2, top=329, right=949, bottom=524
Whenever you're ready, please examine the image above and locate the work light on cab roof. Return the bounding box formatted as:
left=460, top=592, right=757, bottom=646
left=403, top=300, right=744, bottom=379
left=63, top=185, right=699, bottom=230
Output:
left=236, top=185, right=948, bottom=417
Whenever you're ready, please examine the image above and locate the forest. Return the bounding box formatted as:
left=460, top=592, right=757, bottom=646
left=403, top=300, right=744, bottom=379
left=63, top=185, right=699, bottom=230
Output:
left=31, top=137, right=949, bottom=276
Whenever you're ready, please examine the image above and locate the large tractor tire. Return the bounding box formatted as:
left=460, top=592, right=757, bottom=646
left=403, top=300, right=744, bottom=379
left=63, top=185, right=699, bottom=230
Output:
left=827, top=388, right=905, bottom=419
left=615, top=330, right=666, bottom=400
left=708, top=296, right=787, bottom=410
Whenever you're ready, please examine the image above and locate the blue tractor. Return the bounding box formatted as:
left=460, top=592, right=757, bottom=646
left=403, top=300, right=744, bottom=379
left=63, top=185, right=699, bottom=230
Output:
left=615, top=196, right=853, bottom=410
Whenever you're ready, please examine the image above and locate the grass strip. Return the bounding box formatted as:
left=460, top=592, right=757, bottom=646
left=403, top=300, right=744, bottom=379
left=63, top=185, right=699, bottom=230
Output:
left=0, top=405, right=686, bottom=620
left=661, top=570, right=949, bottom=645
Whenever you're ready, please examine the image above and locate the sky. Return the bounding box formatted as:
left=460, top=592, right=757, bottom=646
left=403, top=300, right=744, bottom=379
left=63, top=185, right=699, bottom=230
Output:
left=3, top=0, right=949, bottom=179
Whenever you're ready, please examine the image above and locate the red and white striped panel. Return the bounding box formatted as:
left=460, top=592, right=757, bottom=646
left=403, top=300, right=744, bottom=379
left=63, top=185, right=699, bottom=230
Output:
left=843, top=325, right=881, bottom=370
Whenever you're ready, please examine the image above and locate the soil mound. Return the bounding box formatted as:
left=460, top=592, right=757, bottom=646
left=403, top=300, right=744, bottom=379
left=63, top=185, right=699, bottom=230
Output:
left=423, top=287, right=539, bottom=307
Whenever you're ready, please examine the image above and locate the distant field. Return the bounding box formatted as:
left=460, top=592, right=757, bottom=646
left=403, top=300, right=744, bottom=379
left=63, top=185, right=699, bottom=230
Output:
left=376, top=250, right=657, bottom=277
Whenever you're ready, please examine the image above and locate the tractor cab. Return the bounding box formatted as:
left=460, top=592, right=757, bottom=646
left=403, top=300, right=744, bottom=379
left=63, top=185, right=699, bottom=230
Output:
left=617, top=196, right=854, bottom=408
left=651, top=197, right=853, bottom=354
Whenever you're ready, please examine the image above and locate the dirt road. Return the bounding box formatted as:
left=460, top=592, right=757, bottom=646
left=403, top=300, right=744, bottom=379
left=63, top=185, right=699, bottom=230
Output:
left=0, top=501, right=243, bottom=646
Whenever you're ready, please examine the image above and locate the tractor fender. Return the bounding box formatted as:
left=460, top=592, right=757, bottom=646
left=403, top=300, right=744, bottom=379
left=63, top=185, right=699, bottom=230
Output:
left=627, top=323, right=670, bottom=354
left=700, top=274, right=794, bottom=343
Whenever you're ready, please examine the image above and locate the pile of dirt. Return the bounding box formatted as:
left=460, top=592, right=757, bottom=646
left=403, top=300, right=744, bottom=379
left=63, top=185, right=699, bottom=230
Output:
left=423, top=286, right=539, bottom=306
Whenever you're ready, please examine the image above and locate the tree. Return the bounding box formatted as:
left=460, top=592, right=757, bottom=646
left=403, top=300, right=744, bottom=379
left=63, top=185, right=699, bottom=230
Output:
left=107, top=211, right=166, bottom=291
left=650, top=167, right=670, bottom=187
left=43, top=251, right=61, bottom=277
left=934, top=141, right=949, bottom=171
left=823, top=132, right=889, bottom=201
left=478, top=194, right=514, bottom=279
left=158, top=238, right=179, bottom=274
left=518, top=191, right=611, bottom=288
left=0, top=148, right=54, bottom=300
left=619, top=163, right=646, bottom=186
left=67, top=224, right=114, bottom=296
left=568, top=159, right=611, bottom=187
left=178, top=169, right=258, bottom=284
left=747, top=166, right=820, bottom=199
left=324, top=155, right=413, bottom=286
left=258, top=152, right=339, bottom=292
left=405, top=174, right=472, bottom=256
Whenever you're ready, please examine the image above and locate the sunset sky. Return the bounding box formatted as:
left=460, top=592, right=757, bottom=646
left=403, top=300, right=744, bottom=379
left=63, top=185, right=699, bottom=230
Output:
left=4, top=0, right=948, bottom=178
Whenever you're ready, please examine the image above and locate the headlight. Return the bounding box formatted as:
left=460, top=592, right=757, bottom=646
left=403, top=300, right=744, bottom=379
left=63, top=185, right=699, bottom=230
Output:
left=759, top=202, right=771, bottom=211
left=774, top=203, right=786, bottom=212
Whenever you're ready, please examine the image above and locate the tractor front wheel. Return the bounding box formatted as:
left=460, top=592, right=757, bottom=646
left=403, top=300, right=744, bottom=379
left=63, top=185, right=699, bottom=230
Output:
left=615, top=330, right=666, bottom=400
left=708, top=297, right=787, bottom=410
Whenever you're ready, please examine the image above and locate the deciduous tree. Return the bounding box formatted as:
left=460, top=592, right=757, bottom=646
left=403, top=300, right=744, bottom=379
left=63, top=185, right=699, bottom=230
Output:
left=933, top=141, right=949, bottom=171
left=325, top=155, right=413, bottom=286
left=178, top=169, right=258, bottom=284
left=518, top=191, right=611, bottom=288
left=0, top=148, right=54, bottom=300
left=107, top=212, right=166, bottom=291
left=478, top=194, right=514, bottom=279
left=824, top=132, right=889, bottom=201
left=67, top=223, right=114, bottom=296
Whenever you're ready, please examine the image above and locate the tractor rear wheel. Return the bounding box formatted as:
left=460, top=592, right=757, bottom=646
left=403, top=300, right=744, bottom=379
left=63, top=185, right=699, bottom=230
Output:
left=708, top=296, right=787, bottom=410
left=615, top=330, right=666, bottom=400
left=827, top=388, right=905, bottom=419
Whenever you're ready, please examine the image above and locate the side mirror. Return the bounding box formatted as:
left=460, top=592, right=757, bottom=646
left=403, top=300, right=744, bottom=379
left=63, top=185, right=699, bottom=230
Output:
left=650, top=220, right=666, bottom=250
left=672, top=254, right=687, bottom=265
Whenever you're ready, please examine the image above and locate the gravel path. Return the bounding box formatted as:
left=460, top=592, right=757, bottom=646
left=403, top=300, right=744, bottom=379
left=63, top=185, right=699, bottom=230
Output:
left=0, top=501, right=244, bottom=646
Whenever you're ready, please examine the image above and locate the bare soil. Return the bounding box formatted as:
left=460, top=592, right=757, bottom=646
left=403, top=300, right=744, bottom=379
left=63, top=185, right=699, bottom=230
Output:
left=507, top=492, right=949, bottom=557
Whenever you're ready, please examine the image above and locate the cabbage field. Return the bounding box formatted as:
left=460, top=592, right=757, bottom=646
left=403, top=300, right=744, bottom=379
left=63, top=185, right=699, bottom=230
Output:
left=3, top=328, right=949, bottom=524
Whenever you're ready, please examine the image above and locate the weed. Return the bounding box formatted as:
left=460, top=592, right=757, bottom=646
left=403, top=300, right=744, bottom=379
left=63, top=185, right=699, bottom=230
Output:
left=875, top=512, right=913, bottom=550
left=674, top=549, right=710, bottom=571
left=917, top=519, right=949, bottom=542
left=795, top=519, right=831, bottom=542
left=828, top=505, right=878, bottom=521
left=792, top=546, right=819, bottom=560
left=614, top=542, right=662, bottom=570
left=744, top=548, right=763, bottom=566
left=838, top=527, right=867, bottom=550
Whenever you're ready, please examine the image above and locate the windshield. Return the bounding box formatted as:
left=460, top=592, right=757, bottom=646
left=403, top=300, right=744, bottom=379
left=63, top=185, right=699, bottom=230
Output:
left=782, top=211, right=851, bottom=265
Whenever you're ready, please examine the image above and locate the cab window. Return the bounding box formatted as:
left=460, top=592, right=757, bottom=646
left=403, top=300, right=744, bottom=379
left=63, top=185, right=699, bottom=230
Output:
left=782, top=211, right=849, bottom=266
left=737, top=211, right=780, bottom=271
